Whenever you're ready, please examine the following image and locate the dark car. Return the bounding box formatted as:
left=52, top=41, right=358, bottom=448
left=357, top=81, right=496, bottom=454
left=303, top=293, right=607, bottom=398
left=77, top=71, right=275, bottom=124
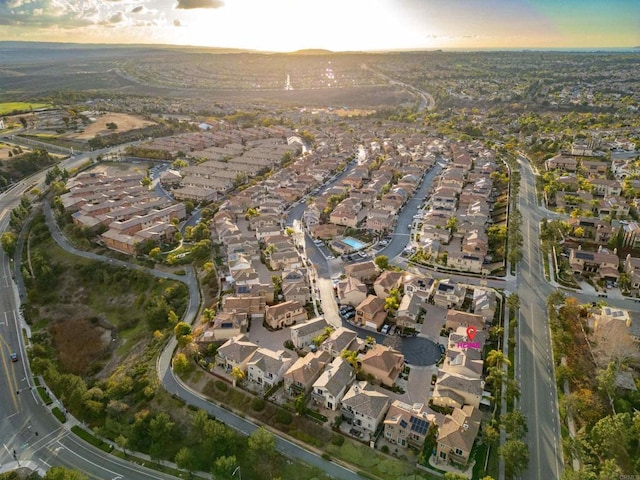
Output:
left=10, top=352, right=18, bottom=362
left=438, top=344, right=446, bottom=355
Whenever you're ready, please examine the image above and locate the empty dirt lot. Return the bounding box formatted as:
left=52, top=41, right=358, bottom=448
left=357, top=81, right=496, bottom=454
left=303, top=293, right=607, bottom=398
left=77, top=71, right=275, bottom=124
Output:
left=66, top=112, right=156, bottom=141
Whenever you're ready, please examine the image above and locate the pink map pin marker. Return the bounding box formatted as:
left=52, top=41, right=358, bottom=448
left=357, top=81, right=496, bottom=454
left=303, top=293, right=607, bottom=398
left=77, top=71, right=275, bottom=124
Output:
left=466, top=326, right=477, bottom=341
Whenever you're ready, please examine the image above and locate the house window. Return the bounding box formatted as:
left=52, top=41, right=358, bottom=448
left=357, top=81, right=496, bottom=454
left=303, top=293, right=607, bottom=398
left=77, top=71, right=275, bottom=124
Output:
left=455, top=448, right=463, bottom=456
left=439, top=451, right=446, bottom=459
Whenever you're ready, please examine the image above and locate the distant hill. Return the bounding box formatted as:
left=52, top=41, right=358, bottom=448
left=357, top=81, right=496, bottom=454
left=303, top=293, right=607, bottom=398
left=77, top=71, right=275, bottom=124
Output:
left=287, top=49, right=335, bottom=55
left=0, top=41, right=258, bottom=64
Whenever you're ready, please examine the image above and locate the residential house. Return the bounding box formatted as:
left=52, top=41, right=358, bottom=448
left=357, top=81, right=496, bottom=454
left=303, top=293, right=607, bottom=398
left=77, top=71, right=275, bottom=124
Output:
left=442, top=346, right=484, bottom=380
left=359, top=344, right=405, bottom=387
left=431, top=371, right=484, bottom=409
left=396, top=293, right=426, bottom=331
left=624, top=254, right=640, bottom=289
left=200, top=310, right=248, bottom=343
left=567, top=218, right=613, bottom=244
left=404, top=275, right=435, bottom=300
left=283, top=350, right=332, bottom=397
left=590, top=178, right=622, bottom=197
left=355, top=295, right=388, bottom=331
left=597, top=196, right=630, bottom=219
left=265, top=300, right=307, bottom=329
left=580, top=159, right=608, bottom=177
left=383, top=401, right=433, bottom=449
left=283, top=282, right=310, bottom=304
left=472, top=289, right=497, bottom=323
left=345, top=261, right=379, bottom=284
left=373, top=271, right=404, bottom=299
left=447, top=252, right=484, bottom=274
left=269, top=249, right=302, bottom=271
left=216, top=334, right=258, bottom=372
left=321, top=327, right=360, bottom=357
left=222, top=295, right=265, bottom=320
left=290, top=318, right=328, bottom=349
left=311, top=357, right=354, bottom=411
left=569, top=247, right=620, bottom=281
left=445, top=310, right=486, bottom=332
left=247, top=348, right=294, bottom=388
left=435, top=406, right=482, bottom=467
left=337, top=277, right=368, bottom=307
left=341, top=381, right=390, bottom=434
left=545, top=154, right=577, bottom=172
left=622, top=222, right=640, bottom=250
left=433, top=281, right=465, bottom=309
left=330, top=198, right=366, bottom=228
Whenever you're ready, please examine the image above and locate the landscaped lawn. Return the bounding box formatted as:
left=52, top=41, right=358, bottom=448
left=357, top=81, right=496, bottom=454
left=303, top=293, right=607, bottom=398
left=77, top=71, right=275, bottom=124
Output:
left=326, top=441, right=415, bottom=479
left=0, top=102, right=51, bottom=115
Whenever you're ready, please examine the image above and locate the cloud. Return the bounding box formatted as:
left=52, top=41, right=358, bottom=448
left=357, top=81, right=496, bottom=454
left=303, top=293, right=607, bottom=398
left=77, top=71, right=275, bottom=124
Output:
left=0, top=0, right=97, bottom=28
left=175, top=0, right=224, bottom=10
left=173, top=19, right=182, bottom=26
left=107, top=11, right=124, bottom=24
left=131, top=5, right=144, bottom=13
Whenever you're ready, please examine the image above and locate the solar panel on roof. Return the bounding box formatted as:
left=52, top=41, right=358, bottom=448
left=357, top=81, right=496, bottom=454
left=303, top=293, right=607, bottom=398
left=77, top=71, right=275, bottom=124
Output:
left=575, top=251, right=594, bottom=260
left=410, top=417, right=429, bottom=435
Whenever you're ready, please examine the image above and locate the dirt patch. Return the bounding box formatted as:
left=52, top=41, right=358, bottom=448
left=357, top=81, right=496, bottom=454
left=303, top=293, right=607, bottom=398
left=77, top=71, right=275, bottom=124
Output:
left=49, top=314, right=112, bottom=376
left=65, top=112, right=156, bottom=141
left=0, top=141, right=29, bottom=161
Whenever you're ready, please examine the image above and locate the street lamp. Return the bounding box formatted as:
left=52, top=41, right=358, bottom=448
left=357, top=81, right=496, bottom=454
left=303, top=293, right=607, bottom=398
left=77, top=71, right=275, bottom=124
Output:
left=232, top=466, right=241, bottom=480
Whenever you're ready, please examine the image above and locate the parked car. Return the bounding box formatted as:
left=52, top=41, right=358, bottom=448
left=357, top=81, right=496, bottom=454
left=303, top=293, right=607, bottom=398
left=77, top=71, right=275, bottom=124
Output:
left=381, top=325, right=390, bottom=334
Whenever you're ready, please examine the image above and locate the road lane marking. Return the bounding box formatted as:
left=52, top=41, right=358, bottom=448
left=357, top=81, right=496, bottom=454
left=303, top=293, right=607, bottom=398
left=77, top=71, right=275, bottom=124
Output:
left=0, top=331, right=19, bottom=412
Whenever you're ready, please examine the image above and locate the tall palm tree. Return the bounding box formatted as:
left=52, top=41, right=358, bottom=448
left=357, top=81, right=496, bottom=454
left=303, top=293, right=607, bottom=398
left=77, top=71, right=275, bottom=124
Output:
left=486, top=349, right=511, bottom=369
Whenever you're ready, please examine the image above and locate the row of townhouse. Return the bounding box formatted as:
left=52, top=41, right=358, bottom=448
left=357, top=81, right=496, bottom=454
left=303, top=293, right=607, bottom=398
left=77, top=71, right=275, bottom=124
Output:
left=432, top=326, right=486, bottom=468
left=337, top=267, right=496, bottom=332
left=306, top=138, right=438, bottom=236
left=62, top=170, right=186, bottom=255
left=416, top=144, right=500, bottom=274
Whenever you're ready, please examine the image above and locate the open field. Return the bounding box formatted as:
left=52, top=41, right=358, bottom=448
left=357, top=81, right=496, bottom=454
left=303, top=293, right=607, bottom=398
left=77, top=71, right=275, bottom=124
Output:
left=0, top=141, right=29, bottom=161
left=0, top=101, right=51, bottom=115
left=65, top=112, right=157, bottom=140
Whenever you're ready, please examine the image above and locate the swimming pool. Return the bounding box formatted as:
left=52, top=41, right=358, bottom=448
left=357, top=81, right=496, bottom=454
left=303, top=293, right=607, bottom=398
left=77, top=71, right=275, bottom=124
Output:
left=342, top=236, right=366, bottom=250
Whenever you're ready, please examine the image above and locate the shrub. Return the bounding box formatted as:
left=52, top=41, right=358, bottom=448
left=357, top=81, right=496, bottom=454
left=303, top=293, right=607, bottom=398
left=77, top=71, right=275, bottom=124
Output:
left=331, top=434, right=345, bottom=446
left=252, top=398, right=266, bottom=412
left=381, top=445, right=389, bottom=454
left=321, top=453, right=331, bottom=461
left=215, top=380, right=228, bottom=392
left=275, top=409, right=292, bottom=425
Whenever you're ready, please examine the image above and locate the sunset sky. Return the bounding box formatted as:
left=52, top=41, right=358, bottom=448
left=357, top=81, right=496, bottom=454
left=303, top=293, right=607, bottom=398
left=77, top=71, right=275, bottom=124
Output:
left=1, top=0, right=638, bottom=52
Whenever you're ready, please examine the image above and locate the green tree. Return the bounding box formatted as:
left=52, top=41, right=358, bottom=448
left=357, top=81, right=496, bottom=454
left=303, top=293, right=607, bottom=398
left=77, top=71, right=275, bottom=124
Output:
left=173, top=352, right=191, bottom=376
left=212, top=455, right=237, bottom=478
left=148, top=412, right=176, bottom=460
left=1, top=231, right=17, bottom=257
left=590, top=412, right=631, bottom=460
left=248, top=427, right=277, bottom=479
left=174, top=321, right=192, bottom=347
left=444, top=473, right=467, bottom=480
left=501, top=410, right=528, bottom=439
left=115, top=434, right=128, bottom=455
left=499, top=439, right=529, bottom=477
left=374, top=255, right=390, bottom=270
left=175, top=446, right=198, bottom=473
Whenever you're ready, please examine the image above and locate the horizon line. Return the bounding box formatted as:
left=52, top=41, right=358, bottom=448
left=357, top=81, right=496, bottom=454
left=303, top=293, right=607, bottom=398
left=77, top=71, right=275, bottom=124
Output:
left=1, top=39, right=638, bottom=55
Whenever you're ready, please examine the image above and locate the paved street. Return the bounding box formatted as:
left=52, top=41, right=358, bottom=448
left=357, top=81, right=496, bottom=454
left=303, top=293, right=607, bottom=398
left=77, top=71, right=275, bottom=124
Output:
left=516, top=157, right=563, bottom=480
